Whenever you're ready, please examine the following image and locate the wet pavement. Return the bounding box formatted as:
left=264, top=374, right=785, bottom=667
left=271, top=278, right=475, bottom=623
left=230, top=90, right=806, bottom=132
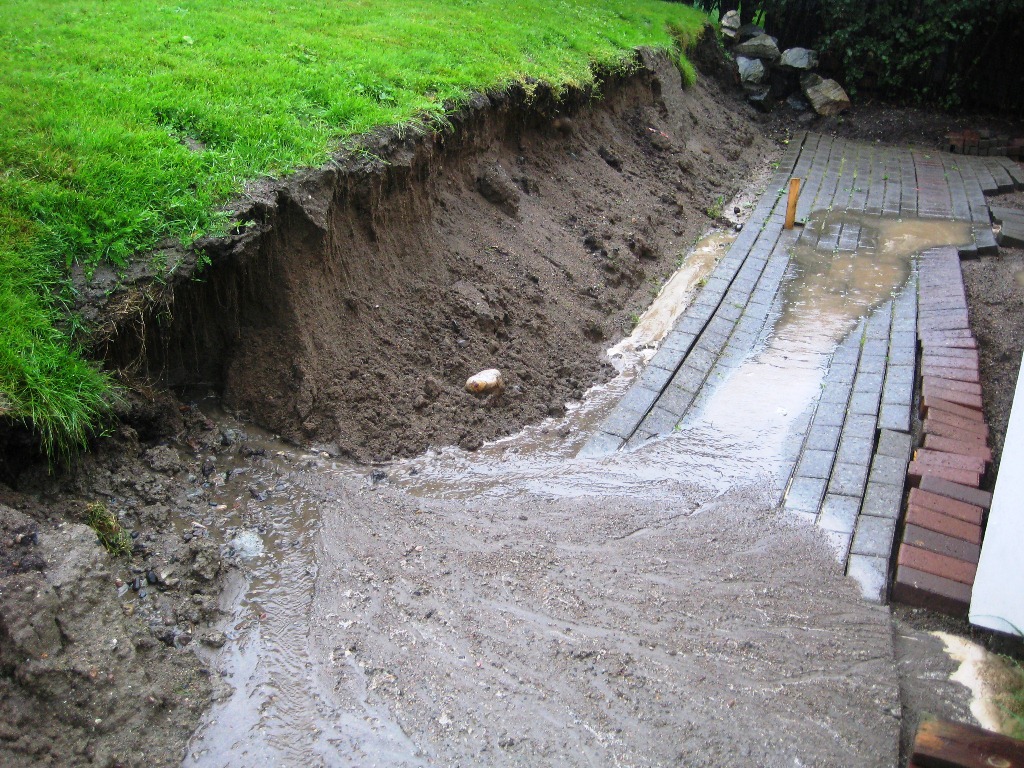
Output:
left=577, top=133, right=1019, bottom=601
left=180, top=134, right=1024, bottom=766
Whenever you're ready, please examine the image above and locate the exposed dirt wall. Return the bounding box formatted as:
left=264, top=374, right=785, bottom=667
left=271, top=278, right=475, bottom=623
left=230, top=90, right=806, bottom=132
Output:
left=110, top=45, right=774, bottom=461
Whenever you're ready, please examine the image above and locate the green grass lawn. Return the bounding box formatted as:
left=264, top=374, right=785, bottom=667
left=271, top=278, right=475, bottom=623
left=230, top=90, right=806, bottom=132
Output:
left=0, top=0, right=706, bottom=459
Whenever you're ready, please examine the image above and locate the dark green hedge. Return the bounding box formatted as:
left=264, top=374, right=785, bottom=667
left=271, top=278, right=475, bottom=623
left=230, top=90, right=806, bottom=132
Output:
left=693, top=0, right=1024, bottom=115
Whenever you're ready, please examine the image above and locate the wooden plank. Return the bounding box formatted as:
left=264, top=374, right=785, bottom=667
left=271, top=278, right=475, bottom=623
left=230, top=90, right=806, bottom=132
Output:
left=913, top=718, right=1024, bottom=768
left=971, top=349, right=1024, bottom=633
left=784, top=178, right=800, bottom=229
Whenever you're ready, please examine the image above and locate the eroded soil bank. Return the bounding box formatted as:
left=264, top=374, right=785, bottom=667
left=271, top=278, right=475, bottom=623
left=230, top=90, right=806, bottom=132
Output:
left=0, top=39, right=784, bottom=766
left=102, top=42, right=774, bottom=462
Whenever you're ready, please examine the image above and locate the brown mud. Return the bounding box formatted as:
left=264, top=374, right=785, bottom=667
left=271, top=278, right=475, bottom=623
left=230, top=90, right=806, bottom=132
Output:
left=0, top=398, right=224, bottom=767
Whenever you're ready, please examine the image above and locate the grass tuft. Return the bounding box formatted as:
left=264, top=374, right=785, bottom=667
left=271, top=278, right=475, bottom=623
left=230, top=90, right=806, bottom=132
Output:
left=0, top=0, right=706, bottom=459
left=85, top=501, right=132, bottom=557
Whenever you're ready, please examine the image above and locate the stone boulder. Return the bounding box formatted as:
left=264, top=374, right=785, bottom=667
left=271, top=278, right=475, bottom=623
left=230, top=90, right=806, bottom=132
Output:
left=742, top=83, right=772, bottom=112
left=736, top=56, right=767, bottom=85
left=779, top=47, right=819, bottom=71
left=733, top=34, right=780, bottom=63
left=716, top=10, right=741, bottom=32
left=800, top=73, right=851, bottom=116
left=736, top=23, right=765, bottom=43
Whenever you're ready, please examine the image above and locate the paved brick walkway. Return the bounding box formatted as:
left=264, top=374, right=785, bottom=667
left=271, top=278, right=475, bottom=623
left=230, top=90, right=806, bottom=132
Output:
left=579, top=132, right=1023, bottom=603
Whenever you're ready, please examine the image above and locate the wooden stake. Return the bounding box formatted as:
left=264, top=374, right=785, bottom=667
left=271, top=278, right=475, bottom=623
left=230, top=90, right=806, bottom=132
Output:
left=784, top=177, right=801, bottom=229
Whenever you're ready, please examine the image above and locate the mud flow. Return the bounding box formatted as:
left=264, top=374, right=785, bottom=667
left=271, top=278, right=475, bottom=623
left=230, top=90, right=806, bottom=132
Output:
left=397, top=212, right=972, bottom=498
left=608, top=230, right=735, bottom=359
left=183, top=213, right=970, bottom=765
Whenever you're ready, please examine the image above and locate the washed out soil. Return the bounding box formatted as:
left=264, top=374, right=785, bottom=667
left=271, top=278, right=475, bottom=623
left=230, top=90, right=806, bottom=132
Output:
left=0, top=394, right=226, bottom=767
left=0, top=34, right=787, bottom=766
left=99, top=40, right=776, bottom=463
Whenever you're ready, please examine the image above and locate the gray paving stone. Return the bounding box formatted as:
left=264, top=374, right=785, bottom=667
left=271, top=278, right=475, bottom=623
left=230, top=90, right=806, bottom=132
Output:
left=862, top=339, right=888, bottom=358
left=618, top=384, right=660, bottom=416
left=796, top=449, right=836, bottom=479
left=718, top=301, right=743, bottom=322
left=866, top=315, right=892, bottom=342
left=868, top=453, right=908, bottom=487
left=846, top=554, right=890, bottom=604
left=828, top=462, right=870, bottom=498
left=843, top=414, right=878, bottom=440
left=812, top=400, right=847, bottom=428
left=637, top=363, right=675, bottom=393
left=832, top=344, right=861, bottom=367
left=858, top=355, right=886, bottom=375
left=882, top=365, right=915, bottom=406
left=887, top=345, right=916, bottom=367
left=599, top=403, right=645, bottom=439
left=685, top=345, right=717, bottom=373
left=647, top=346, right=680, bottom=372
left=876, top=429, right=913, bottom=460
left=806, top=425, right=842, bottom=452
left=640, top=406, right=680, bottom=435
left=704, top=276, right=731, bottom=293
left=851, top=515, right=898, bottom=558
left=825, top=363, right=857, bottom=386
left=702, top=329, right=731, bottom=350
left=849, top=389, right=882, bottom=416
left=890, top=331, right=917, bottom=350
left=677, top=314, right=705, bottom=335
left=786, top=475, right=828, bottom=514
left=819, top=382, right=852, bottom=405
left=877, top=401, right=911, bottom=433
left=818, top=494, right=860, bottom=534
left=577, top=431, right=625, bottom=457
left=860, top=480, right=903, bottom=519
left=836, top=436, right=873, bottom=467
left=660, top=331, right=696, bottom=355
left=656, top=384, right=697, bottom=417
left=853, top=372, right=884, bottom=395
left=706, top=315, right=735, bottom=338
left=672, top=362, right=706, bottom=393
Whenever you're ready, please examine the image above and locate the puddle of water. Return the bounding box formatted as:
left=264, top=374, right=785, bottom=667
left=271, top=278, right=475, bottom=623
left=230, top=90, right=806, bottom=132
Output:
left=678, top=212, right=972, bottom=480
left=609, top=230, right=734, bottom=358
left=183, top=413, right=384, bottom=767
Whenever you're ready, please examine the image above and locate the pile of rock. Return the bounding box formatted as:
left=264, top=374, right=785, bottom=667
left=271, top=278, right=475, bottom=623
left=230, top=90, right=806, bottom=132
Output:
left=720, top=10, right=850, bottom=117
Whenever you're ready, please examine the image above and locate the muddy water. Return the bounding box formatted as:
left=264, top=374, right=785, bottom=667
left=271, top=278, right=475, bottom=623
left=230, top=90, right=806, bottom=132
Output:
left=185, top=212, right=969, bottom=766
left=184, top=438, right=372, bottom=766
left=608, top=230, right=734, bottom=359
left=681, top=213, right=972, bottom=483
